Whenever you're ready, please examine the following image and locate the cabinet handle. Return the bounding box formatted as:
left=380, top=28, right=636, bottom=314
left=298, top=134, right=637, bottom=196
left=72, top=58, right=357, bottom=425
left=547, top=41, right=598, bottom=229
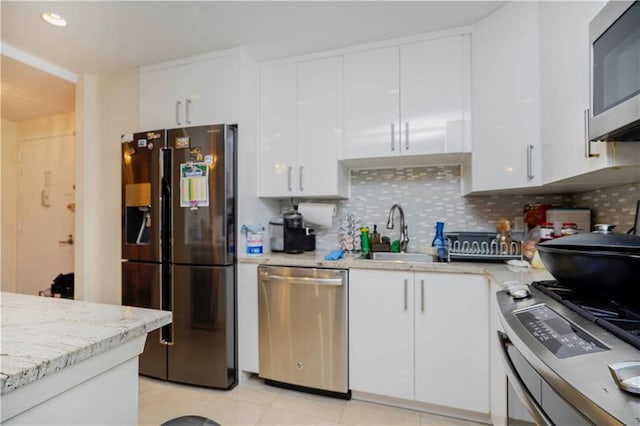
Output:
left=186, top=99, right=192, bottom=124
left=299, top=166, right=304, bottom=191
left=405, top=122, right=410, bottom=150
left=584, top=109, right=599, bottom=158
left=391, top=124, right=396, bottom=151
left=175, top=101, right=182, bottom=125
left=526, top=144, right=534, bottom=180
left=287, top=166, right=293, bottom=192
left=421, top=279, right=425, bottom=312
left=403, top=278, right=408, bottom=311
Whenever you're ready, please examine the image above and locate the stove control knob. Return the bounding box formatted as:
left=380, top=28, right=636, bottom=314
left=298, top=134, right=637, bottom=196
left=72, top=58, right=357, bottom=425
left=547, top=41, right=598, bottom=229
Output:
left=505, top=282, right=531, bottom=300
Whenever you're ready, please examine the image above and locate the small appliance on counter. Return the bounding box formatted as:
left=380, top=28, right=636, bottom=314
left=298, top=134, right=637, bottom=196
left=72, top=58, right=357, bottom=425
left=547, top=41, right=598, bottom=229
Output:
left=269, top=208, right=316, bottom=254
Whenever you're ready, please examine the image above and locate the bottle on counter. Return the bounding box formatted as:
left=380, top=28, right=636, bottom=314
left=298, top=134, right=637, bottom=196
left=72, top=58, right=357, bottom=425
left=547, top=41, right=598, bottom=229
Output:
left=561, top=222, right=578, bottom=236
left=496, top=219, right=512, bottom=255
left=370, top=224, right=381, bottom=245
left=540, top=222, right=555, bottom=241
left=360, top=226, right=370, bottom=256
left=431, top=221, right=447, bottom=262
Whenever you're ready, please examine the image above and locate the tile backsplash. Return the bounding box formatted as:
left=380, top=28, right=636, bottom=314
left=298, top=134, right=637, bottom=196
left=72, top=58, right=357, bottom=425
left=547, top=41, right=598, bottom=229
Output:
left=295, top=166, right=639, bottom=251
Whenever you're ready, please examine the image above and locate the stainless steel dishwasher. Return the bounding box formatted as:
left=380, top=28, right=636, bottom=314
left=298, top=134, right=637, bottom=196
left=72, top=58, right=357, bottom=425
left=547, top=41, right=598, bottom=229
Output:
left=258, top=265, right=349, bottom=397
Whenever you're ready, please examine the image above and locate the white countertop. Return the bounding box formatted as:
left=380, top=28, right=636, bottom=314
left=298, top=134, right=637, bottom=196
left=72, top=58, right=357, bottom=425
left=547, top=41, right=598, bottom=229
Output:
left=239, top=251, right=555, bottom=287
left=0, top=292, right=172, bottom=395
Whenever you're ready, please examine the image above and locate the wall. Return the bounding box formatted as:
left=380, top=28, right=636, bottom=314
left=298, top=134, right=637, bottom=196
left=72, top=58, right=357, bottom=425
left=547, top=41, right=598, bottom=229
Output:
left=304, top=166, right=639, bottom=251
left=75, top=69, right=139, bottom=304
left=1, top=119, right=18, bottom=292
left=571, top=183, right=640, bottom=233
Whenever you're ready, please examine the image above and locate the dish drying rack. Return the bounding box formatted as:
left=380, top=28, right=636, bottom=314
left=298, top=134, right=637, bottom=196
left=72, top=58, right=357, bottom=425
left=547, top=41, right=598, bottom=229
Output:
left=445, top=232, right=524, bottom=262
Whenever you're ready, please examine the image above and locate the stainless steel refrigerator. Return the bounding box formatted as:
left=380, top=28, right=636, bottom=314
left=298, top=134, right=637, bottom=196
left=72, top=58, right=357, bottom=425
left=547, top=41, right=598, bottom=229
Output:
left=121, top=124, right=237, bottom=389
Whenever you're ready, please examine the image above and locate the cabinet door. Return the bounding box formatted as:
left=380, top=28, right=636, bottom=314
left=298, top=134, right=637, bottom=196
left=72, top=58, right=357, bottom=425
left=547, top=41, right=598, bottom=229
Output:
left=414, top=273, right=489, bottom=413
left=184, top=54, right=241, bottom=126
left=257, top=63, right=298, bottom=197
left=344, top=47, right=400, bottom=159
left=139, top=65, right=185, bottom=130
left=471, top=1, right=542, bottom=191
left=297, top=56, right=348, bottom=198
left=401, top=35, right=467, bottom=155
left=349, top=269, right=414, bottom=400
left=539, top=1, right=608, bottom=183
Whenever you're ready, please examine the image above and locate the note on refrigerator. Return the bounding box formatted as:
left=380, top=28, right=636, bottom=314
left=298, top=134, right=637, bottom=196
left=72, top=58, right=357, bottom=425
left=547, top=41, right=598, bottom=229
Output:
left=180, top=162, right=209, bottom=208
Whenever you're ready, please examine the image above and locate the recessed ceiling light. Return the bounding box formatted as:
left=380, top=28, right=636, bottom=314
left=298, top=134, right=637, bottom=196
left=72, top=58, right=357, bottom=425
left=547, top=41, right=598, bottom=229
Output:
left=41, top=12, right=67, bottom=27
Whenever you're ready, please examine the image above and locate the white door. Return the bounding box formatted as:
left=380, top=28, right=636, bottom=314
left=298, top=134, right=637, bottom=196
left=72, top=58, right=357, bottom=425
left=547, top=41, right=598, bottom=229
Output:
left=471, top=1, right=542, bottom=191
left=17, top=135, right=75, bottom=296
left=297, top=56, right=344, bottom=197
left=344, top=46, right=400, bottom=159
left=139, top=65, right=185, bottom=129
left=257, top=63, right=298, bottom=197
left=414, top=272, right=490, bottom=413
left=401, top=35, right=466, bottom=155
left=349, top=268, right=414, bottom=400
left=184, top=54, right=241, bottom=126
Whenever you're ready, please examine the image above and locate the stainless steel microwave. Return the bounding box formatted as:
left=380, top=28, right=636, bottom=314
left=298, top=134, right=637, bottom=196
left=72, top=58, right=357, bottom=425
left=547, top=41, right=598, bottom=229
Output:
left=589, top=0, right=640, bottom=142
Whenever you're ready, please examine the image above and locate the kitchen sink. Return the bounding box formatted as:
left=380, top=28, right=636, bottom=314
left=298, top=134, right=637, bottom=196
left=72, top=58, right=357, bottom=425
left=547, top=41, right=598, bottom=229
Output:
left=370, top=252, right=435, bottom=263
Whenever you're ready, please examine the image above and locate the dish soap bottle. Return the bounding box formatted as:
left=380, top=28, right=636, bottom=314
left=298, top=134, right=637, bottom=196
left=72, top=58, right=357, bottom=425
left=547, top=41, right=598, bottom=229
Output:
left=360, top=226, right=371, bottom=257
left=432, top=221, right=447, bottom=262
left=370, top=224, right=381, bottom=245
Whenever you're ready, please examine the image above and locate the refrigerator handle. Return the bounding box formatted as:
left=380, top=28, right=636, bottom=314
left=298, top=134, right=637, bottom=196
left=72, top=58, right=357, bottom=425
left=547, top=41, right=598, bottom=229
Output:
left=160, top=263, right=174, bottom=346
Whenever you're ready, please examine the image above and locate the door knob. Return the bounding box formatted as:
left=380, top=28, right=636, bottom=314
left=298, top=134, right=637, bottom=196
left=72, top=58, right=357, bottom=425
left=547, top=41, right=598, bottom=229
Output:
left=58, top=234, right=74, bottom=245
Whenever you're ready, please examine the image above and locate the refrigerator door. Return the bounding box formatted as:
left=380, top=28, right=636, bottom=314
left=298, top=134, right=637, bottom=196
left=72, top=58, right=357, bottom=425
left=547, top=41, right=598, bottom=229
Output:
left=122, top=130, right=165, bottom=262
left=168, top=264, right=236, bottom=388
left=168, top=125, right=236, bottom=266
left=122, top=260, right=167, bottom=379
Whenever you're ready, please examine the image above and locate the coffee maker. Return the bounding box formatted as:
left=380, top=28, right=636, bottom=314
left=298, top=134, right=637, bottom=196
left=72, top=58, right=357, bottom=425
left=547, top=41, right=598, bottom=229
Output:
left=270, top=208, right=315, bottom=254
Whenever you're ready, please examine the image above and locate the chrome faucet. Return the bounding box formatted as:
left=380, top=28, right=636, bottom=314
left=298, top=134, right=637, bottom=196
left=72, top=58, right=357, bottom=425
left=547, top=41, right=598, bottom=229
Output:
left=386, top=203, right=409, bottom=253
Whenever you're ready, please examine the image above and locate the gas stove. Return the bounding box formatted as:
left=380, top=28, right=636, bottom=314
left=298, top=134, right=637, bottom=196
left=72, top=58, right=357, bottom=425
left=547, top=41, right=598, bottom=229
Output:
left=497, top=281, right=640, bottom=425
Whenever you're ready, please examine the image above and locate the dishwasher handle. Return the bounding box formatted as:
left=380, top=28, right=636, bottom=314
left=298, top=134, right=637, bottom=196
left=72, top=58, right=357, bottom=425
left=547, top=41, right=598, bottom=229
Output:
left=260, top=272, right=344, bottom=286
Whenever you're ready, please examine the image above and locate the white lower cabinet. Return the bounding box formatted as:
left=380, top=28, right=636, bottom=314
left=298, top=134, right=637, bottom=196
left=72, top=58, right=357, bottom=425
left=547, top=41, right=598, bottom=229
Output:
left=349, top=269, right=415, bottom=400
left=349, top=269, right=489, bottom=414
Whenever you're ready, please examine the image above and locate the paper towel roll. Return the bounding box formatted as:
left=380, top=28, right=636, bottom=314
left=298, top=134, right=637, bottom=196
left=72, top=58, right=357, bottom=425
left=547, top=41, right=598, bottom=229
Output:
left=298, top=202, right=336, bottom=227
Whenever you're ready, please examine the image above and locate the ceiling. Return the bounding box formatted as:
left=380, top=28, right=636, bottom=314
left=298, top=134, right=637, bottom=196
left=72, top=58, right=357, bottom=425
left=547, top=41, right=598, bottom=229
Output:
left=1, top=1, right=505, bottom=122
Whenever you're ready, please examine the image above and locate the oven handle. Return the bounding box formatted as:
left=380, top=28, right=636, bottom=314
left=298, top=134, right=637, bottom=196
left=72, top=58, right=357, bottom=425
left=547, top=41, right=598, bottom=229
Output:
left=498, top=331, right=553, bottom=426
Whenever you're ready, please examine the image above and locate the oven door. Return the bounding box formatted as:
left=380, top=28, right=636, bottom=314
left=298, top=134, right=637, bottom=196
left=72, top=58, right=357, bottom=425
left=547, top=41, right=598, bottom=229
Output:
left=498, top=331, right=553, bottom=426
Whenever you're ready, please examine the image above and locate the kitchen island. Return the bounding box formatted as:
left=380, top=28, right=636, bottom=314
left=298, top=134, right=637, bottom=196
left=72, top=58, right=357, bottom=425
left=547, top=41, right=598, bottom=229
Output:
left=0, top=292, right=172, bottom=425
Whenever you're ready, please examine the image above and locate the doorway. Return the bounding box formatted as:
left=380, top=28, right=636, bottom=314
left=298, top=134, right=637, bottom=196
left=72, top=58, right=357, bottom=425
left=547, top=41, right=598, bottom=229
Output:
left=17, top=134, right=75, bottom=296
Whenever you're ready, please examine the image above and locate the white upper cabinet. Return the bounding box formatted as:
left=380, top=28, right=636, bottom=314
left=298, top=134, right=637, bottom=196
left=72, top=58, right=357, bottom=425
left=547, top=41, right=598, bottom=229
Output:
left=344, top=35, right=470, bottom=160
left=468, top=1, right=639, bottom=193
left=257, top=63, right=298, bottom=198
left=470, top=1, right=542, bottom=192
left=400, top=36, right=468, bottom=155
left=344, top=46, right=401, bottom=159
left=539, top=1, right=640, bottom=186
left=139, top=51, right=241, bottom=130
left=257, top=56, right=349, bottom=199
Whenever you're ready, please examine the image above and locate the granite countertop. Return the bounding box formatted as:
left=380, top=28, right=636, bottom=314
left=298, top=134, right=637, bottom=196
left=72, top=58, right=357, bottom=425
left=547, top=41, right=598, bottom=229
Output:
left=0, top=292, right=172, bottom=395
left=239, top=251, right=555, bottom=287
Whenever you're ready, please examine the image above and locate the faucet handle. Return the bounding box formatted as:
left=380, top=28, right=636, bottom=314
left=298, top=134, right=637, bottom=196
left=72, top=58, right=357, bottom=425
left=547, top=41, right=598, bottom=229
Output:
left=400, top=225, right=410, bottom=252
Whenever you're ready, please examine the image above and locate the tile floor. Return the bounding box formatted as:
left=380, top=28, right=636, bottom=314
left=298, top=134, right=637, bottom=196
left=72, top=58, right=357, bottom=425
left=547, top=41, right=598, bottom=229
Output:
left=138, top=376, right=487, bottom=426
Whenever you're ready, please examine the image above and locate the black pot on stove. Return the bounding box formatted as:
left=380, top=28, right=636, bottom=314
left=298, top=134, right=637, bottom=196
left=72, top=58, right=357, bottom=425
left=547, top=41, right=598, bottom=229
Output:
left=536, top=227, right=640, bottom=300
